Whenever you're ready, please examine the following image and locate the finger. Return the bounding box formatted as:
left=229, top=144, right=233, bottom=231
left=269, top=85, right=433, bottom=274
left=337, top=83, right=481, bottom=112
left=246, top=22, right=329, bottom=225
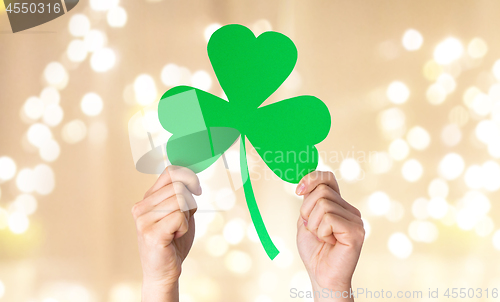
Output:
left=145, top=165, right=202, bottom=198
left=300, top=184, right=361, bottom=220
left=133, top=182, right=197, bottom=218
left=151, top=210, right=190, bottom=244
left=316, top=213, right=365, bottom=247
left=306, top=198, right=363, bottom=234
left=296, top=171, right=340, bottom=197
left=136, top=193, right=197, bottom=231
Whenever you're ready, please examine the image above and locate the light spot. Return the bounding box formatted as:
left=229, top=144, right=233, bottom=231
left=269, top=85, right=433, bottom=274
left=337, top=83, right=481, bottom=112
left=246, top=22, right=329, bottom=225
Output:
left=401, top=159, right=423, bottom=182
left=90, top=48, right=116, bottom=72
left=467, top=37, right=488, bottom=59
left=68, top=14, right=90, bottom=37
left=438, top=153, right=465, bottom=180
left=81, top=92, right=103, bottom=116
left=368, top=191, right=391, bottom=215
left=107, top=6, right=127, bottom=27
left=402, top=29, right=423, bottom=51
left=339, top=158, right=361, bottom=181
left=134, top=74, right=157, bottom=105
left=204, top=23, right=221, bottom=42
left=406, top=126, right=431, bottom=150
left=388, top=232, right=412, bottom=259
left=223, top=218, right=246, bottom=244
left=386, top=81, right=410, bottom=104
left=434, top=37, right=464, bottom=65
left=0, top=157, right=17, bottom=181
left=8, top=212, right=29, bottom=234
left=225, top=250, right=252, bottom=274
left=388, top=139, right=409, bottom=161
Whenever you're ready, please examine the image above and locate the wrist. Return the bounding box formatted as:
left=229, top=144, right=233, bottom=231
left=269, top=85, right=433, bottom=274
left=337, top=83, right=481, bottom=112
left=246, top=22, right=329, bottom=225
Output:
left=310, top=278, right=354, bottom=302
left=142, top=279, right=179, bottom=302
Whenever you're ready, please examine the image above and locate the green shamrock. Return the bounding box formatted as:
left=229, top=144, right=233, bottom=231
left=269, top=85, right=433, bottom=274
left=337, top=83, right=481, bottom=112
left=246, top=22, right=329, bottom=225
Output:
left=158, top=24, right=331, bottom=259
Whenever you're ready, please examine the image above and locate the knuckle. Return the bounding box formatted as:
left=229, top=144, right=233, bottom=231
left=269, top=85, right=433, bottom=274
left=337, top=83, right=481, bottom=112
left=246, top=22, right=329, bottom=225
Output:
left=317, top=184, right=330, bottom=196
left=299, top=206, right=308, bottom=220
left=317, top=197, right=330, bottom=210
left=135, top=216, right=147, bottom=233
left=172, top=182, right=185, bottom=194
left=324, top=212, right=335, bottom=224
left=172, top=210, right=186, bottom=222
left=325, top=171, right=335, bottom=181
left=173, top=194, right=186, bottom=208
left=131, top=202, right=141, bottom=218
left=351, top=225, right=365, bottom=245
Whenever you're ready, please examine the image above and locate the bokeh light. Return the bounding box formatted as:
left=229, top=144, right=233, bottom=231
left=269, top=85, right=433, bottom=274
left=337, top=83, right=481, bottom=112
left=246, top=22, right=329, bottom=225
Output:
left=90, top=48, right=116, bottom=72
left=427, top=197, right=448, bottom=219
left=428, top=178, right=449, bottom=199
left=339, top=158, right=361, bottom=181
left=27, top=123, right=52, bottom=148
left=39, top=139, right=60, bottom=162
left=43, top=104, right=64, bottom=127
left=40, top=87, right=60, bottom=106
left=62, top=120, right=87, bottom=144
left=206, top=235, right=228, bottom=257
left=406, top=126, right=431, bottom=150
left=401, top=159, right=423, bottom=182
left=134, top=74, right=157, bottom=105
left=11, top=194, right=38, bottom=216
left=161, top=63, right=181, bottom=87
left=388, top=138, right=410, bottom=161
left=402, top=29, right=423, bottom=51
left=191, top=70, right=212, bottom=91
left=467, top=37, right=488, bottom=59
left=68, top=14, right=90, bottom=37
left=433, top=37, right=464, bottom=65
left=8, top=212, right=29, bottom=234
left=492, top=59, right=500, bottom=81
left=90, top=0, right=118, bottom=11
left=44, top=62, right=68, bottom=87
left=223, top=218, right=246, bottom=245
left=441, top=124, right=462, bottom=146
left=408, top=220, right=438, bottom=243
left=426, top=83, right=447, bottom=105
left=84, top=30, right=107, bottom=52
left=23, top=96, right=44, bottom=120
left=107, top=6, right=127, bottom=28
left=204, top=23, right=222, bottom=42
left=224, top=250, right=252, bottom=274
left=368, top=191, right=391, bottom=215
left=0, top=156, right=17, bottom=181
left=67, top=39, right=88, bottom=62
left=81, top=93, right=104, bottom=116
left=386, top=81, right=410, bottom=104
left=387, top=232, right=412, bottom=259
left=438, top=153, right=465, bottom=180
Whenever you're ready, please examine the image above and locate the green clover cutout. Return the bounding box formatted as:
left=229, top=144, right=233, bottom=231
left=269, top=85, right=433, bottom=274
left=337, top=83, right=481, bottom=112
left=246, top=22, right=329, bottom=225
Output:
left=158, top=24, right=331, bottom=260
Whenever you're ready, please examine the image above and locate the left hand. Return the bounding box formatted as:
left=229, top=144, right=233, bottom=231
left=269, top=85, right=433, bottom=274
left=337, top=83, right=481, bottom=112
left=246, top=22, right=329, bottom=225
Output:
left=296, top=171, right=364, bottom=301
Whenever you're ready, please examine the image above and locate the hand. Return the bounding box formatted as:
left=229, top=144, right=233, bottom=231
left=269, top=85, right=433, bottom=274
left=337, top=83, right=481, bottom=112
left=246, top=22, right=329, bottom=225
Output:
left=132, top=166, right=202, bottom=302
left=296, top=171, right=364, bottom=301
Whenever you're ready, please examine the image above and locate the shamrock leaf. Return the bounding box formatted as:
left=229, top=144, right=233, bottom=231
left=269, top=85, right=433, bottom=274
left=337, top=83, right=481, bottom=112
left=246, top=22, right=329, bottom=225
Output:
left=158, top=24, right=331, bottom=259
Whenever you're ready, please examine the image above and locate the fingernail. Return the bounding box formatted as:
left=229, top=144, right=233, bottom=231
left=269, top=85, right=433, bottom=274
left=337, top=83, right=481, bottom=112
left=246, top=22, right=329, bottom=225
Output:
left=198, top=186, right=203, bottom=195
left=296, top=183, right=305, bottom=195
left=303, top=219, right=308, bottom=227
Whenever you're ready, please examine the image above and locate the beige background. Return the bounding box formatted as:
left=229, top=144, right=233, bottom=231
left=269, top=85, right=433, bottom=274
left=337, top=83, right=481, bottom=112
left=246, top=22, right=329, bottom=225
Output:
left=1, top=0, right=500, bottom=301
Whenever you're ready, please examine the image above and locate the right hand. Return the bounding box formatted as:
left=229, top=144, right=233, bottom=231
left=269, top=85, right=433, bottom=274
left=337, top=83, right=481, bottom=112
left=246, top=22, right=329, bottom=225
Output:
left=132, top=165, right=201, bottom=300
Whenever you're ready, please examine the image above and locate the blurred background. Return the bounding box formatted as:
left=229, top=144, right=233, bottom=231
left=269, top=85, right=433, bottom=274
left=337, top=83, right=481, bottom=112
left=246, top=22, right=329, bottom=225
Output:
left=1, top=0, right=500, bottom=301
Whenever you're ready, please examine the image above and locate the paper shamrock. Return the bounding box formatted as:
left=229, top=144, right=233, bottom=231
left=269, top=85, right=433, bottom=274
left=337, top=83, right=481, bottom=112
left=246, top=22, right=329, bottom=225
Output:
left=158, top=24, right=331, bottom=259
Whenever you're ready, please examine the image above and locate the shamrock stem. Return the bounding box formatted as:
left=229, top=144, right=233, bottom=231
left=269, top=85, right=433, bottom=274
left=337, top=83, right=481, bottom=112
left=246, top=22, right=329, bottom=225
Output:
left=239, top=134, right=280, bottom=260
